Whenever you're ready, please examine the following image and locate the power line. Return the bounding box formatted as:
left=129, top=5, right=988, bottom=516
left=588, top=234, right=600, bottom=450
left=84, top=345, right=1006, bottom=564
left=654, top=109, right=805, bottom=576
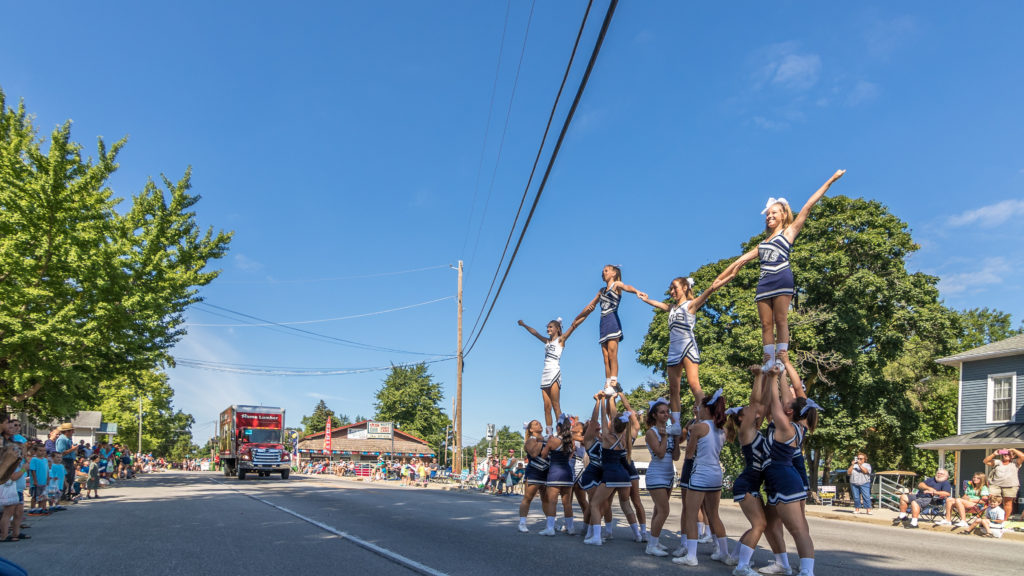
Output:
left=462, top=0, right=513, bottom=259
left=194, top=302, right=451, bottom=357
left=175, top=356, right=454, bottom=377
left=219, top=264, right=451, bottom=285
left=467, top=0, right=537, bottom=271
left=465, top=0, right=618, bottom=357
left=464, top=0, right=596, bottom=347
left=186, top=295, right=454, bottom=327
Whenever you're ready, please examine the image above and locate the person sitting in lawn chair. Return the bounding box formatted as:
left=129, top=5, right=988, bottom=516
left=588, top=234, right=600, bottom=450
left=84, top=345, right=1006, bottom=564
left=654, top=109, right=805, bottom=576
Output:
left=893, top=468, right=952, bottom=528
left=963, top=495, right=1005, bottom=538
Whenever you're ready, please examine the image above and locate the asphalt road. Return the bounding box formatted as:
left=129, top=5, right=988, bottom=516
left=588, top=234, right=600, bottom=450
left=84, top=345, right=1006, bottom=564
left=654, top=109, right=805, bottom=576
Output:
left=3, top=471, right=1020, bottom=576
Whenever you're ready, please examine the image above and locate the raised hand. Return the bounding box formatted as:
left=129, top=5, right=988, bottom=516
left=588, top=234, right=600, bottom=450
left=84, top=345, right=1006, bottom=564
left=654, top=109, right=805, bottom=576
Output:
left=636, top=291, right=649, bottom=300
left=831, top=169, right=846, bottom=181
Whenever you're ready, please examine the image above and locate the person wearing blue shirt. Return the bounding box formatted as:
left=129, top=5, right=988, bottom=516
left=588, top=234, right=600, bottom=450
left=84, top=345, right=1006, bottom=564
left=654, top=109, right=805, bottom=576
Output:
left=48, top=452, right=68, bottom=509
left=54, top=423, right=77, bottom=499
left=894, top=468, right=952, bottom=528
left=29, top=447, right=50, bottom=513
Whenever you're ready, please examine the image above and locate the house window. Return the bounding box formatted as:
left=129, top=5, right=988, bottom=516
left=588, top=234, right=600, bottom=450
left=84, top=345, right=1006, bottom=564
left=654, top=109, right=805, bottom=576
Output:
left=987, top=374, right=1016, bottom=423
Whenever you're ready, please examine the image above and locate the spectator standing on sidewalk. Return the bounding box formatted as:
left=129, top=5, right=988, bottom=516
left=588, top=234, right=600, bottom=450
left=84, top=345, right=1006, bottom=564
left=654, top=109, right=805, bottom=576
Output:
left=983, top=448, right=1022, bottom=522
left=848, top=452, right=873, bottom=514
left=54, top=423, right=77, bottom=499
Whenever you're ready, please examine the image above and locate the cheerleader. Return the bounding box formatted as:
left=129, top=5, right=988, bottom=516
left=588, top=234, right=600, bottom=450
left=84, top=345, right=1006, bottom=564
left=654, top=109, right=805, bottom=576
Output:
left=637, top=277, right=725, bottom=435
left=673, top=389, right=734, bottom=567
left=540, top=415, right=577, bottom=536
left=518, top=317, right=583, bottom=436
left=569, top=418, right=590, bottom=528
left=717, top=170, right=845, bottom=369
left=620, top=394, right=648, bottom=542
left=763, top=362, right=820, bottom=576
left=518, top=420, right=550, bottom=533
left=725, top=365, right=777, bottom=576
left=583, top=391, right=640, bottom=546
left=574, top=265, right=641, bottom=391
left=579, top=392, right=614, bottom=541
left=643, top=397, right=680, bottom=556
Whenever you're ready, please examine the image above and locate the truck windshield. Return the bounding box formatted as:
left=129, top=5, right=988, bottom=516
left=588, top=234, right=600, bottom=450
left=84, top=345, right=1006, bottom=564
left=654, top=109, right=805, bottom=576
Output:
left=243, top=429, right=282, bottom=444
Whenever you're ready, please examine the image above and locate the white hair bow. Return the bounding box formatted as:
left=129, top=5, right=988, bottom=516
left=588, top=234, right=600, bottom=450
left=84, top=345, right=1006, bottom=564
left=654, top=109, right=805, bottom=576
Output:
left=707, top=388, right=723, bottom=405
left=725, top=406, right=744, bottom=416
left=618, top=412, right=632, bottom=423
left=800, top=398, right=822, bottom=417
left=522, top=421, right=531, bottom=431
left=686, top=277, right=695, bottom=288
left=648, top=398, right=669, bottom=411
left=761, top=197, right=790, bottom=215
left=556, top=317, right=563, bottom=330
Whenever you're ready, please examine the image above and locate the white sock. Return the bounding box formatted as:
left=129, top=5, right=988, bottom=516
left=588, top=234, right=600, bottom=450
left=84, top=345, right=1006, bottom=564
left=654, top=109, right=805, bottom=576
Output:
left=679, top=533, right=687, bottom=546
left=566, top=517, right=574, bottom=532
left=697, top=522, right=706, bottom=537
left=546, top=516, right=555, bottom=530
left=630, top=522, right=640, bottom=539
left=603, top=519, right=614, bottom=536
left=519, top=516, right=526, bottom=526
left=763, top=344, right=775, bottom=364
left=590, top=523, right=602, bottom=539
left=775, top=553, right=790, bottom=570
left=686, top=539, right=698, bottom=559
left=897, top=512, right=907, bottom=519
left=738, top=544, right=755, bottom=568
left=716, top=536, right=730, bottom=557
left=671, top=411, right=680, bottom=425
left=585, top=524, right=593, bottom=539
left=640, top=523, right=647, bottom=536
left=799, top=558, right=815, bottom=576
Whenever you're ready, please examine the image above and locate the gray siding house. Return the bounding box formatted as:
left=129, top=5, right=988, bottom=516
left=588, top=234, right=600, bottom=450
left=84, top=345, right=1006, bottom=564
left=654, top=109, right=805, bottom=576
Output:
left=917, top=333, right=1024, bottom=512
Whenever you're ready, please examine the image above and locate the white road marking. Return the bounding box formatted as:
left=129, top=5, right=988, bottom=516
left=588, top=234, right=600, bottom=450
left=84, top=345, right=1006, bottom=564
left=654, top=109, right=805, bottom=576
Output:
left=211, top=479, right=449, bottom=576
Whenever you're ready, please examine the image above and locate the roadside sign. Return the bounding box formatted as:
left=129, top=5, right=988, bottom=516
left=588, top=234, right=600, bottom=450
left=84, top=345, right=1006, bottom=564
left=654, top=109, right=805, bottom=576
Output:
left=367, top=421, right=393, bottom=439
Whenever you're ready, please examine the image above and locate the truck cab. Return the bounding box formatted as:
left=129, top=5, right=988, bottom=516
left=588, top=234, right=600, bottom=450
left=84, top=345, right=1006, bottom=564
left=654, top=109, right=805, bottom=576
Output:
left=219, top=405, right=291, bottom=480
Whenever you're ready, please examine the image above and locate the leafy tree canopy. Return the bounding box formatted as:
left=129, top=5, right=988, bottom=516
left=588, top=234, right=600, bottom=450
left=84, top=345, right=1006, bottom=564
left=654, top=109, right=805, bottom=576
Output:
left=374, top=363, right=450, bottom=454
left=300, top=399, right=349, bottom=436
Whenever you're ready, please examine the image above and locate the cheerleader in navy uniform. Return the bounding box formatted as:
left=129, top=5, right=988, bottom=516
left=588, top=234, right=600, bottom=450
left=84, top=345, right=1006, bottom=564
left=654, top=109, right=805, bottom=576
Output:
left=643, top=397, right=680, bottom=556
left=574, top=265, right=641, bottom=392
left=579, top=392, right=610, bottom=540
left=637, top=277, right=726, bottom=435
left=620, top=393, right=648, bottom=542
left=569, top=418, right=590, bottom=530
left=518, top=420, right=550, bottom=533
left=518, top=317, right=583, bottom=436
left=673, top=389, right=735, bottom=568
left=717, top=170, right=845, bottom=370
left=763, top=362, right=820, bottom=576
left=539, top=415, right=577, bottom=536
left=725, top=365, right=777, bottom=576
left=583, top=391, right=640, bottom=546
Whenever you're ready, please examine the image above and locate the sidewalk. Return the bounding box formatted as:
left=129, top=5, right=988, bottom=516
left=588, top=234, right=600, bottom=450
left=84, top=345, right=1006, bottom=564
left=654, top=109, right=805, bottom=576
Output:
left=298, top=472, right=1024, bottom=541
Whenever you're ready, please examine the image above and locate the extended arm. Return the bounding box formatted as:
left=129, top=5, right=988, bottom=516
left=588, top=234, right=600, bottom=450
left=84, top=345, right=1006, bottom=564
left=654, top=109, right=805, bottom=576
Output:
left=784, top=361, right=805, bottom=399
left=713, top=248, right=759, bottom=288
left=1013, top=448, right=1024, bottom=467
left=583, top=393, right=602, bottom=445
left=686, top=285, right=719, bottom=315
left=574, top=293, right=601, bottom=325
left=517, top=320, right=548, bottom=343
left=785, top=169, right=846, bottom=241
left=560, top=316, right=584, bottom=344
left=618, top=393, right=641, bottom=437
left=636, top=290, right=670, bottom=311
left=614, top=281, right=641, bottom=296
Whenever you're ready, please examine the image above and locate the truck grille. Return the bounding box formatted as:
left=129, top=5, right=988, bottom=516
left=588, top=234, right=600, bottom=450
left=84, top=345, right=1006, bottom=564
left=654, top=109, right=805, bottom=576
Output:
left=252, top=449, right=281, bottom=465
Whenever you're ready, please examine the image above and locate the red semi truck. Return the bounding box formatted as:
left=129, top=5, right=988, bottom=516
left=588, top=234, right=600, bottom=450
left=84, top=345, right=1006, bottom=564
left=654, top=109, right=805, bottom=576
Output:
left=218, top=405, right=290, bottom=480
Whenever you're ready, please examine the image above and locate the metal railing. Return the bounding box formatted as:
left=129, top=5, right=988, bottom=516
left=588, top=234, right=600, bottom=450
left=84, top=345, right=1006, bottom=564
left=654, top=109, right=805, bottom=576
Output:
left=874, top=474, right=906, bottom=511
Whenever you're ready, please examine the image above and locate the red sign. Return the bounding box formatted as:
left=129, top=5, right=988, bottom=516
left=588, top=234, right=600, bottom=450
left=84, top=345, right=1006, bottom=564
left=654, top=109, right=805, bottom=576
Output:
left=323, top=420, right=332, bottom=455
left=236, top=412, right=283, bottom=429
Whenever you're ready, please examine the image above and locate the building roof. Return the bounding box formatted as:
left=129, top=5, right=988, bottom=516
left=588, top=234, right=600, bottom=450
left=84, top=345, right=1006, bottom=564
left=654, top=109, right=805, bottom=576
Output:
left=915, top=423, right=1024, bottom=451
left=936, top=333, right=1024, bottom=367
left=71, top=411, right=102, bottom=429
left=300, top=420, right=430, bottom=445
left=297, top=436, right=435, bottom=457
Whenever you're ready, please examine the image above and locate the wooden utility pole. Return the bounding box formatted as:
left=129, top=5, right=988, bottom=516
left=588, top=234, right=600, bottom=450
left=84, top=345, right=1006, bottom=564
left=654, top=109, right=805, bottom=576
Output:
left=454, top=260, right=464, bottom=474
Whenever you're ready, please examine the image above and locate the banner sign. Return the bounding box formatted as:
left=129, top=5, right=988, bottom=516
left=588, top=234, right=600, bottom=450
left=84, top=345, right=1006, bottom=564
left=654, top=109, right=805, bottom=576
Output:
left=367, top=421, right=393, bottom=440
left=323, top=421, right=332, bottom=455
left=348, top=429, right=368, bottom=440
left=236, top=413, right=283, bottom=429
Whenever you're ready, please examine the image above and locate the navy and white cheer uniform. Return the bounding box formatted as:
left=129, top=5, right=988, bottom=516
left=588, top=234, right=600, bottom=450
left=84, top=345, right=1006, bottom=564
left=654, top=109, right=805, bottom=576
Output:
left=525, top=446, right=550, bottom=486
left=545, top=444, right=574, bottom=487
left=667, top=301, right=700, bottom=366
left=599, top=436, right=632, bottom=488
left=687, top=420, right=725, bottom=492
left=678, top=457, right=695, bottom=489
left=732, top=430, right=770, bottom=502
left=572, top=441, right=586, bottom=484
left=598, top=287, right=623, bottom=344
left=764, top=422, right=808, bottom=504
left=540, top=340, right=563, bottom=390
left=755, top=231, right=795, bottom=302
left=623, top=449, right=640, bottom=481
left=645, top=428, right=676, bottom=490
left=578, top=442, right=604, bottom=490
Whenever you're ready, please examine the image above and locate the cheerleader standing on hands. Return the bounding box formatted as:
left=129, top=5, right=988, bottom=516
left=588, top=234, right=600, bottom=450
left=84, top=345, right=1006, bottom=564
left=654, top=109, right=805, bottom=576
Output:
left=643, top=397, right=680, bottom=557
left=574, top=265, right=641, bottom=392
left=637, top=276, right=724, bottom=434
left=518, top=317, right=582, bottom=436
left=518, top=420, right=550, bottom=533
left=718, top=170, right=846, bottom=369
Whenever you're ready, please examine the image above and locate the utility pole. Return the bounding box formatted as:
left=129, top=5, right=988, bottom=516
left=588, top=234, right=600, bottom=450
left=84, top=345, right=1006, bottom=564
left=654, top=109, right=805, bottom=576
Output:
left=454, top=260, right=464, bottom=474
left=138, top=398, right=143, bottom=454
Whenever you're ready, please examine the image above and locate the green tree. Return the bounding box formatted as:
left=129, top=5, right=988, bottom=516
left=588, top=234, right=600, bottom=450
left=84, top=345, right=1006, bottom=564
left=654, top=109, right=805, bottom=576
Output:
left=89, top=370, right=195, bottom=455
left=470, top=425, right=525, bottom=459
left=0, top=88, right=232, bottom=419
left=956, top=308, right=1022, bottom=351
left=300, top=400, right=346, bottom=436
left=373, top=363, right=451, bottom=454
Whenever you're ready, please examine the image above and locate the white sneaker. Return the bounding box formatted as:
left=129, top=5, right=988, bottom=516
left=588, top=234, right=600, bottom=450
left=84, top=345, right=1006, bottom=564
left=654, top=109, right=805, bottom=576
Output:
left=656, top=542, right=669, bottom=552
left=953, top=520, right=968, bottom=528
left=566, top=525, right=579, bottom=535
left=641, top=532, right=649, bottom=542
left=583, top=535, right=603, bottom=546
left=645, top=542, right=668, bottom=556
left=671, top=546, right=687, bottom=557
left=517, top=524, right=529, bottom=533
left=697, top=534, right=714, bottom=544
left=712, top=552, right=737, bottom=565
left=538, top=527, right=556, bottom=536
left=758, top=562, right=793, bottom=575
left=672, top=556, right=698, bottom=566
left=603, top=386, right=617, bottom=397
left=933, top=518, right=950, bottom=526
left=734, top=567, right=760, bottom=576
left=603, top=530, right=613, bottom=541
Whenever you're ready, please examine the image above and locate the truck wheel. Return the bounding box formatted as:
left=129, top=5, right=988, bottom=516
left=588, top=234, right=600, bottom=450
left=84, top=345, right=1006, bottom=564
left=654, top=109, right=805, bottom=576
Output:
left=237, top=468, right=246, bottom=480
left=223, top=466, right=231, bottom=477
left=281, top=470, right=289, bottom=480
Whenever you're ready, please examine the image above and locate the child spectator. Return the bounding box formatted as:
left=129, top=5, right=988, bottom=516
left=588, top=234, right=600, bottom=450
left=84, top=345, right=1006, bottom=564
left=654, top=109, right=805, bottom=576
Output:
left=28, top=446, right=49, bottom=515
left=86, top=454, right=100, bottom=499
left=48, top=452, right=67, bottom=510
left=967, top=495, right=1005, bottom=538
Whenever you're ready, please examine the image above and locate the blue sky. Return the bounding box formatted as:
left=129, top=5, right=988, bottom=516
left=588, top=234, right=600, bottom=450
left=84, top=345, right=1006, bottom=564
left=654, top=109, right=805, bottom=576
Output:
left=3, top=1, right=1022, bottom=448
